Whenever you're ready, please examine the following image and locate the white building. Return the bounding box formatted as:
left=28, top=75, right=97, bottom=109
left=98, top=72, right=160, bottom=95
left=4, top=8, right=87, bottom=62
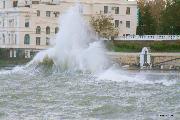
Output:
left=0, top=0, right=137, bottom=58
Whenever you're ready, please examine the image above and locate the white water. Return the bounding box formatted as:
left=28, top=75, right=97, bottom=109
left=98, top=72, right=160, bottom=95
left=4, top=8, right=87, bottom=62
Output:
left=32, top=5, right=110, bottom=73
left=0, top=4, right=178, bottom=86
left=0, top=5, right=179, bottom=119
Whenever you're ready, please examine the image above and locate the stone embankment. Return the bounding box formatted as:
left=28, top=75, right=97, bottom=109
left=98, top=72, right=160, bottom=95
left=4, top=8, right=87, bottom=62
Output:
left=108, top=52, right=180, bottom=70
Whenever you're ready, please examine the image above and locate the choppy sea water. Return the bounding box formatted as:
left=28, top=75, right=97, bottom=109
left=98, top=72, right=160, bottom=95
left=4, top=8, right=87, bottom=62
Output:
left=0, top=67, right=179, bottom=120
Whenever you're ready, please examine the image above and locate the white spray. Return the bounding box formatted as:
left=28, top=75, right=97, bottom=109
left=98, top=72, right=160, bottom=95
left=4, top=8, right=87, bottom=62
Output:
left=31, top=5, right=110, bottom=73
left=1, top=4, right=176, bottom=86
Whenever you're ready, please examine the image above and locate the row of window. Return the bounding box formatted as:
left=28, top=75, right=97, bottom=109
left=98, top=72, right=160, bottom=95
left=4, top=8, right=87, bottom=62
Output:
left=24, top=34, right=50, bottom=46
left=104, top=6, right=131, bottom=15
left=36, top=26, right=59, bottom=34
left=114, top=20, right=131, bottom=28
left=2, top=1, right=130, bottom=15
left=35, top=37, right=50, bottom=46
left=0, top=33, right=17, bottom=45
left=0, top=33, right=52, bottom=46
left=0, top=18, right=18, bottom=28
left=24, top=19, right=59, bottom=34
left=38, top=7, right=129, bottom=17
left=4, top=1, right=56, bottom=9
left=37, top=10, right=60, bottom=17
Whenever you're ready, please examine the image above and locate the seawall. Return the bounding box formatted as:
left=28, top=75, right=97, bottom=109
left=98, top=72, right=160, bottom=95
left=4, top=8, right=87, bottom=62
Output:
left=108, top=52, right=180, bottom=70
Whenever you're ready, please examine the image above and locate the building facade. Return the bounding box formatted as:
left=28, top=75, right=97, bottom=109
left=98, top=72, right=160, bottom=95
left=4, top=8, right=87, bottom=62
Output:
left=0, top=0, right=137, bottom=58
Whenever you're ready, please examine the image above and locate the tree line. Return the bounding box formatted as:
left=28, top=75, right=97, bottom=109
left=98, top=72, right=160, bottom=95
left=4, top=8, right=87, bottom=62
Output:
left=137, top=0, right=180, bottom=35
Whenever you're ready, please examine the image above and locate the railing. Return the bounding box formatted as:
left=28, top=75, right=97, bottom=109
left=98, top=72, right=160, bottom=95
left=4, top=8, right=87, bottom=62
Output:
left=153, top=58, right=180, bottom=66
left=114, top=35, right=180, bottom=41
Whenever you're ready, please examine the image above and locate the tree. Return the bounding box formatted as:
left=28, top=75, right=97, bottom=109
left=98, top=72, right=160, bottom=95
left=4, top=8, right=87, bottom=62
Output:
left=90, top=15, right=118, bottom=39
left=137, top=1, right=157, bottom=35
left=137, top=0, right=180, bottom=35
left=149, top=0, right=166, bottom=34
left=143, top=3, right=157, bottom=35
left=160, top=0, right=180, bottom=34
left=137, top=9, right=144, bottom=35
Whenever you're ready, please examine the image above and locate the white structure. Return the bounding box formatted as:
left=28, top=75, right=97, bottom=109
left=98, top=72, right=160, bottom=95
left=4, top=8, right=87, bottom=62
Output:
left=0, top=0, right=137, bottom=58
left=140, top=47, right=151, bottom=68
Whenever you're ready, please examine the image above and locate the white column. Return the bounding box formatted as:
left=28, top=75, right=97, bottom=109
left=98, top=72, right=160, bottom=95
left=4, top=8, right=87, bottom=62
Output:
left=14, top=50, right=16, bottom=58
left=10, top=49, right=13, bottom=58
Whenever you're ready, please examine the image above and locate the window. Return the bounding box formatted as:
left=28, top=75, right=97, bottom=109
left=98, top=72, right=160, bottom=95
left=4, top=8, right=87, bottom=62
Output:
left=13, top=1, right=18, bottom=7
left=115, top=7, right=119, bottom=14
left=24, top=34, right=30, bottom=44
left=104, top=6, right=108, bottom=14
left=36, top=26, right=41, bottom=34
left=115, top=20, right=119, bottom=28
left=11, top=34, right=13, bottom=44
left=2, top=34, right=5, bottom=44
left=25, top=50, right=30, bottom=58
left=36, top=37, right=40, bottom=45
left=14, top=34, right=17, bottom=45
left=46, top=11, right=51, bottom=17
left=126, top=7, right=131, bottom=15
left=25, top=19, right=29, bottom=27
left=55, top=27, right=59, bottom=34
left=46, top=37, right=50, bottom=45
left=9, top=19, right=14, bottom=27
left=8, top=34, right=10, bottom=44
left=2, top=19, right=4, bottom=27
left=126, top=21, right=130, bottom=28
left=54, top=12, right=60, bottom=18
left=24, top=1, right=30, bottom=8
left=37, top=10, right=40, bottom=16
left=3, top=1, right=5, bottom=9
left=32, top=1, right=40, bottom=4
left=46, top=26, right=50, bottom=34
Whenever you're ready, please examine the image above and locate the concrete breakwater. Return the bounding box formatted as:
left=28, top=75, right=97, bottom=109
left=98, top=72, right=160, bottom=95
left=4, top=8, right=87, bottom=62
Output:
left=108, top=52, right=180, bottom=70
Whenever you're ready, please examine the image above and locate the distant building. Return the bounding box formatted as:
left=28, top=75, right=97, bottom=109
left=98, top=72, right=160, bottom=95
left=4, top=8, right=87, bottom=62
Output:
left=0, top=0, right=137, bottom=58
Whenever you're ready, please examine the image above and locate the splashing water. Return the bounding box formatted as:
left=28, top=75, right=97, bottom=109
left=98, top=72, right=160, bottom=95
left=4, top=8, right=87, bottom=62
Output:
left=27, top=5, right=177, bottom=86
left=0, top=4, right=179, bottom=120
left=0, top=4, right=178, bottom=86
left=31, top=5, right=110, bottom=73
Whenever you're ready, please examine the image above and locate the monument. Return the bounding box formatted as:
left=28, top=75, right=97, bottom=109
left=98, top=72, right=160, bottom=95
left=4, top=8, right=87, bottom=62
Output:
left=140, top=47, right=151, bottom=69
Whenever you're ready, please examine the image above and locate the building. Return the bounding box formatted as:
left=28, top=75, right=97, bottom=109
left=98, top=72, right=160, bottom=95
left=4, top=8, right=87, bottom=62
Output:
left=0, top=0, right=137, bottom=58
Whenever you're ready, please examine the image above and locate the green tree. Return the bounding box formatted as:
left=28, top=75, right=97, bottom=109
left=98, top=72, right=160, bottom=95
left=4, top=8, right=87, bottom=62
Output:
left=160, top=0, right=180, bottom=34
left=90, top=15, right=118, bottom=39
left=149, top=0, right=166, bottom=34
left=143, top=3, right=157, bottom=35
left=137, top=9, right=144, bottom=35
left=137, top=0, right=157, bottom=35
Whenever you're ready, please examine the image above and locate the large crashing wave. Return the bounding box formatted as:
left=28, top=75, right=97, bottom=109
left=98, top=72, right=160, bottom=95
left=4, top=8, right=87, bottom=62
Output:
left=0, top=4, right=177, bottom=86
left=30, top=4, right=110, bottom=73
